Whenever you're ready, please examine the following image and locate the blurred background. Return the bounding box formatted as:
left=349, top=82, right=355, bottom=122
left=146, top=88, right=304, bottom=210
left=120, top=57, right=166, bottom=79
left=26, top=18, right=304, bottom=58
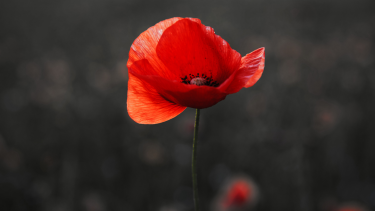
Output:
left=0, top=0, right=374, bottom=210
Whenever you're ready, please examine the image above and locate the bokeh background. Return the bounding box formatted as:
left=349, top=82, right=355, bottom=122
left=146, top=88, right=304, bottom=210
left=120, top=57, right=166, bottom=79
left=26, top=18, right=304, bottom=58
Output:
left=1, top=0, right=374, bottom=210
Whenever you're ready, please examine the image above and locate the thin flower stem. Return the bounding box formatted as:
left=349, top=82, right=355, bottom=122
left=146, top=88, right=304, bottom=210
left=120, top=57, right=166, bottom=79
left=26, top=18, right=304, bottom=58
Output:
left=192, top=108, right=200, bottom=211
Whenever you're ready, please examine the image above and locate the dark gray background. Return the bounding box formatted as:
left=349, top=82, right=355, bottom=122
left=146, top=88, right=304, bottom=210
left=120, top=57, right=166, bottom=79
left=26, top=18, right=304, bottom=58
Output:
left=0, top=0, right=374, bottom=210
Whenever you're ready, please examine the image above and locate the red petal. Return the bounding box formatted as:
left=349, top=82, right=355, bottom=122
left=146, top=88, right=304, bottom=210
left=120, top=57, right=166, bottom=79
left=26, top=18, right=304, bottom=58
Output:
left=156, top=18, right=241, bottom=83
left=128, top=17, right=183, bottom=80
left=223, top=48, right=265, bottom=93
left=244, top=47, right=265, bottom=88
left=129, top=60, right=228, bottom=109
left=127, top=61, right=186, bottom=124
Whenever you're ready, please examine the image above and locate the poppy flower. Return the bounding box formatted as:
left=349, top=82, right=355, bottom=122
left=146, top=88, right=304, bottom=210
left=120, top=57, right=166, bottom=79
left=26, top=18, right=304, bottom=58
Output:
left=336, top=204, right=369, bottom=211
left=213, top=177, right=259, bottom=211
left=337, top=207, right=363, bottom=211
left=127, top=17, right=265, bottom=124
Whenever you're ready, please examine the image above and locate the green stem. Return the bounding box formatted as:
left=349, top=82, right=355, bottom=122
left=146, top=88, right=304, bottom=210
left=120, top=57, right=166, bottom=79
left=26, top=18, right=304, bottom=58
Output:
left=192, top=108, right=200, bottom=211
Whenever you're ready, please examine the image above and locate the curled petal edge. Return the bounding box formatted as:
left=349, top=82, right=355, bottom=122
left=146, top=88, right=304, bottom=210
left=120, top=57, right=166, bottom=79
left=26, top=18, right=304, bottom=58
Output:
left=244, top=47, right=265, bottom=88
left=219, top=47, right=265, bottom=94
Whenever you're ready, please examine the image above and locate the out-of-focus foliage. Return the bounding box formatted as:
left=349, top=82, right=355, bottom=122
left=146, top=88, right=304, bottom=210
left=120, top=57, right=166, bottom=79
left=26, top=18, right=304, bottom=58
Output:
left=0, top=0, right=374, bottom=211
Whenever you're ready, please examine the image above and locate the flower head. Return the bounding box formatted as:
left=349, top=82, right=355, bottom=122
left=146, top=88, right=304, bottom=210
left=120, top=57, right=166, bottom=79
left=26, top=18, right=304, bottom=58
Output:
left=213, top=177, right=259, bottom=211
left=336, top=204, right=369, bottom=211
left=127, top=17, right=265, bottom=124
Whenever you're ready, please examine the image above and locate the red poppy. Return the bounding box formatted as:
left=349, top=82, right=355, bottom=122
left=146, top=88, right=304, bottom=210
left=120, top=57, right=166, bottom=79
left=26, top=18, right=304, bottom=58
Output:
left=338, top=208, right=363, bottom=211
left=213, top=177, right=258, bottom=211
left=336, top=204, right=369, bottom=211
left=222, top=180, right=252, bottom=207
left=127, top=17, right=265, bottom=124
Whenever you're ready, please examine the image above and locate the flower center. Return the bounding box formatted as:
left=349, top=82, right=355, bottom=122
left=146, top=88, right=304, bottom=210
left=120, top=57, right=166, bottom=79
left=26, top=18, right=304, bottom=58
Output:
left=190, top=77, right=206, bottom=86
left=180, top=73, right=219, bottom=87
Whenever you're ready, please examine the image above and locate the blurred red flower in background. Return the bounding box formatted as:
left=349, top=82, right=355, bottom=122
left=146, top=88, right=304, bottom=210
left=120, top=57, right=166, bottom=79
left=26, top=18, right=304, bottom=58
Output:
left=222, top=180, right=252, bottom=207
left=213, top=177, right=259, bottom=211
left=127, top=17, right=265, bottom=124
left=336, top=204, right=369, bottom=211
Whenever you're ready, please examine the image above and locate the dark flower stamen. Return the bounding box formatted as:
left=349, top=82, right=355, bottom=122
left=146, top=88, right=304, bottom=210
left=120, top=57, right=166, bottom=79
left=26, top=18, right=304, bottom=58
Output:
left=181, top=73, right=219, bottom=87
